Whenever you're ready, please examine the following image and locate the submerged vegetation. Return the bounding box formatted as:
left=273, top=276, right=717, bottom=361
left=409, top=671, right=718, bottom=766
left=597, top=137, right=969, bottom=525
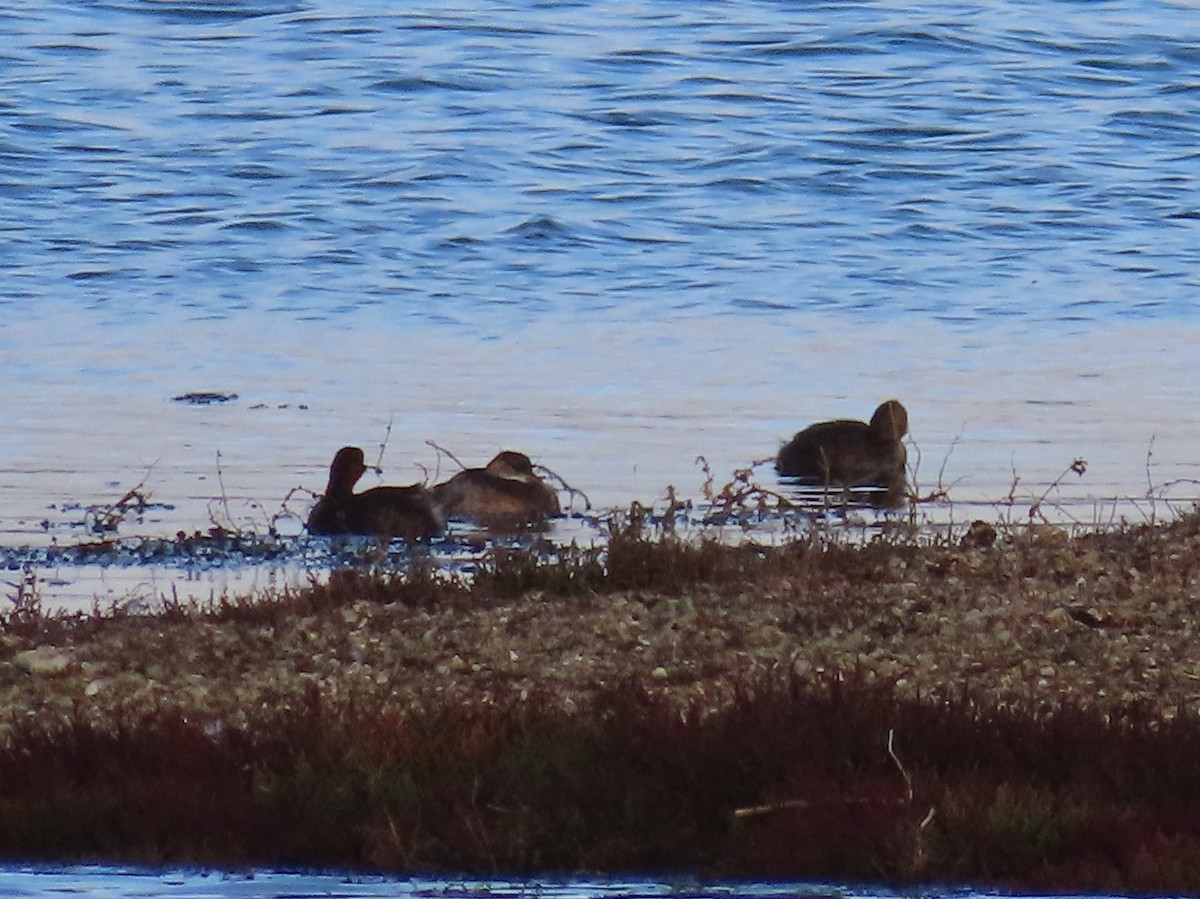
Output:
left=4, top=460, right=1200, bottom=891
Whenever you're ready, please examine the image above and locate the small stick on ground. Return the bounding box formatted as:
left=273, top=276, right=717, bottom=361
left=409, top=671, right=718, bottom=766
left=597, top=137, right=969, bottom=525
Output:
left=732, top=798, right=810, bottom=820
left=734, top=731, right=922, bottom=821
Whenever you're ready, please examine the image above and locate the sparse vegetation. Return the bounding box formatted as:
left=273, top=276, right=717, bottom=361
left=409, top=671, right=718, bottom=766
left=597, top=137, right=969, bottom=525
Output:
left=3, top=458, right=1200, bottom=891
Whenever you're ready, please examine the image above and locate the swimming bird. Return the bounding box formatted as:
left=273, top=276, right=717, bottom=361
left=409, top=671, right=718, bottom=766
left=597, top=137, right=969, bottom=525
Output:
left=775, top=399, right=909, bottom=497
left=306, top=446, right=443, bottom=539
left=432, top=450, right=560, bottom=527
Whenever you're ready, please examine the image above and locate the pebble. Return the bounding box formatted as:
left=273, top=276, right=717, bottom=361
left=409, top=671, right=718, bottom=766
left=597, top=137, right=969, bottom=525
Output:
left=13, top=647, right=72, bottom=676
left=5, top=516, right=1200, bottom=725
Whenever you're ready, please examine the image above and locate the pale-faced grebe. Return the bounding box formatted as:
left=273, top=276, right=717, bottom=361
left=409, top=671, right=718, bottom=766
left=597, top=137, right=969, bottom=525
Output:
left=432, top=450, right=560, bottom=526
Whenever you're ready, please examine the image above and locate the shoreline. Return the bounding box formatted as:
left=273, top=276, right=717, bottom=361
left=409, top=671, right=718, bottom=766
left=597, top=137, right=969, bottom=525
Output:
left=6, top=510, right=1200, bottom=724
left=2, top=510, right=1200, bottom=890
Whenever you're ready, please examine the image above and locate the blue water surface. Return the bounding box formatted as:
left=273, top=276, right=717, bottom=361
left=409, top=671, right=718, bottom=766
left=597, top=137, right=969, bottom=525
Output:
left=0, top=866, right=1117, bottom=899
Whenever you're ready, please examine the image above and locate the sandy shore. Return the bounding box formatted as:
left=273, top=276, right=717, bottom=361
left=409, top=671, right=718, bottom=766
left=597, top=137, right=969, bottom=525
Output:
left=4, top=513, right=1200, bottom=731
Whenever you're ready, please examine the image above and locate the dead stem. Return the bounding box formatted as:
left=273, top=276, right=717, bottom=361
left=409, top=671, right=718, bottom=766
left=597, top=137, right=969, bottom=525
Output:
left=887, top=728, right=913, bottom=802
left=374, top=415, right=394, bottom=473
left=536, top=464, right=591, bottom=512
left=425, top=440, right=467, bottom=474
left=215, top=450, right=233, bottom=526
left=87, top=464, right=157, bottom=534
left=1027, top=457, right=1088, bottom=525
left=695, top=456, right=796, bottom=525
left=908, top=436, right=964, bottom=505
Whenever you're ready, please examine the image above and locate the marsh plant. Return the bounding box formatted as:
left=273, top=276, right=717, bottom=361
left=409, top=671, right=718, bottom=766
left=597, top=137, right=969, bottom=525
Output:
left=2, top=671, right=1200, bottom=891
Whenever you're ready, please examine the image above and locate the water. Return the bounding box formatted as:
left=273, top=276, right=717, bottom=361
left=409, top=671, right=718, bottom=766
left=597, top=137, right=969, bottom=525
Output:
left=3, top=2, right=1200, bottom=604
left=0, top=868, right=1114, bottom=899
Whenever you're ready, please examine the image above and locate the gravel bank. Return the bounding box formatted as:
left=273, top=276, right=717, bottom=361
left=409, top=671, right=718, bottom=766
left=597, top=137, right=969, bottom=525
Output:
left=4, top=514, right=1199, bottom=730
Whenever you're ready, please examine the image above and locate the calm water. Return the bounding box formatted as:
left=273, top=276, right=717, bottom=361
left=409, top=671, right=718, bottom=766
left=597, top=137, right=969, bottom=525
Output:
left=3, top=1, right=1200, bottom=599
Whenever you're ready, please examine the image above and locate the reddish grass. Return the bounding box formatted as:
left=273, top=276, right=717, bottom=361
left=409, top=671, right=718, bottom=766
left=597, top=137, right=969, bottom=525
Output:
left=2, top=673, right=1200, bottom=890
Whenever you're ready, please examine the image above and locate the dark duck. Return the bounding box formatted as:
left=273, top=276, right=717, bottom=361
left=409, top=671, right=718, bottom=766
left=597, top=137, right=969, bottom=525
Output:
left=776, top=399, right=909, bottom=499
left=307, top=446, right=443, bottom=539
